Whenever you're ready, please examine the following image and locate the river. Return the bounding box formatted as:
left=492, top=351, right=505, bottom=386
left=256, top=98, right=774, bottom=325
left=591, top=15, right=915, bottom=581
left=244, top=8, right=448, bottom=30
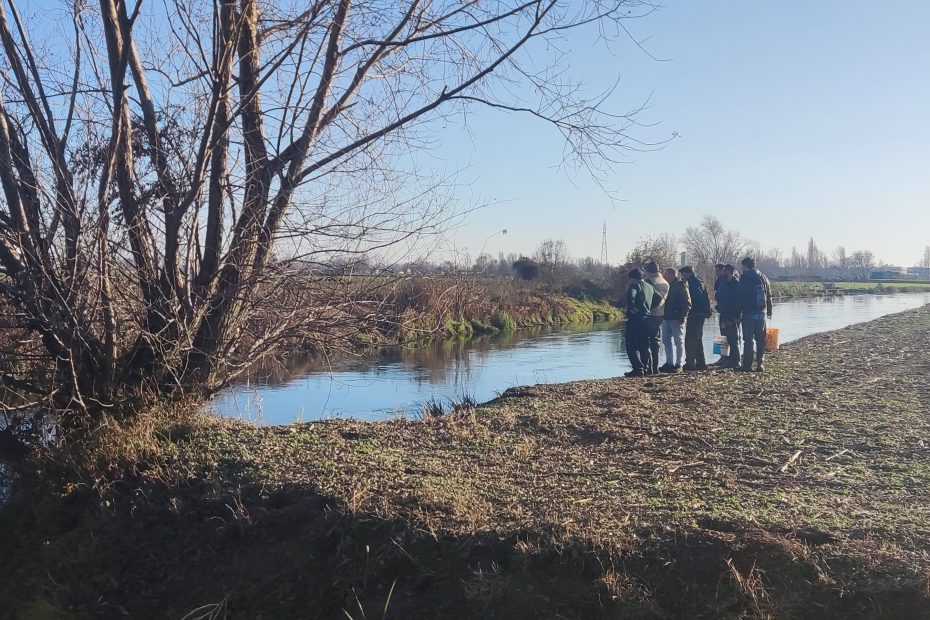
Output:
left=210, top=292, right=930, bottom=424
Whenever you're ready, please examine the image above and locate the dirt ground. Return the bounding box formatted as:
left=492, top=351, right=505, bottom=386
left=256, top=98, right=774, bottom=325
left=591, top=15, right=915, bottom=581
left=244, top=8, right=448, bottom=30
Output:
left=3, top=306, right=930, bottom=619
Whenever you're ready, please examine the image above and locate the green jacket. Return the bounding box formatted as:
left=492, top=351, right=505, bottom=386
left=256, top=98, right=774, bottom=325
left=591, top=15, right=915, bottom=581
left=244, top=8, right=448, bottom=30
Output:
left=663, top=279, right=692, bottom=321
left=626, top=280, right=655, bottom=321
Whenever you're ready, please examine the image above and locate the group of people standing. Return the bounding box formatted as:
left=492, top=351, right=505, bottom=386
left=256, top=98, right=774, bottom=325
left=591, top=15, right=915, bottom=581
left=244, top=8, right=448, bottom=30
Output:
left=624, top=257, right=773, bottom=377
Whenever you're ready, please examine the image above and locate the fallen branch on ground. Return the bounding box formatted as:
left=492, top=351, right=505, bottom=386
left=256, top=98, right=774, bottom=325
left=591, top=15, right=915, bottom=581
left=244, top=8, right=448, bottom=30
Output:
left=779, top=450, right=803, bottom=473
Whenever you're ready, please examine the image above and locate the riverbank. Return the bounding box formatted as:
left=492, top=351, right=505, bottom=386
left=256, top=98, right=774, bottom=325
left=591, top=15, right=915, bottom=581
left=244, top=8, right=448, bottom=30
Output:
left=439, top=292, right=621, bottom=339
left=770, top=279, right=930, bottom=298
left=3, top=306, right=930, bottom=618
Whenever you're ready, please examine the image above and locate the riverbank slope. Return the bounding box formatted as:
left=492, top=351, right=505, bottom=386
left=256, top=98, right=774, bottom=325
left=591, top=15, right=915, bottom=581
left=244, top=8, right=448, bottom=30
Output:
left=770, top=280, right=930, bottom=298
left=3, top=307, right=930, bottom=618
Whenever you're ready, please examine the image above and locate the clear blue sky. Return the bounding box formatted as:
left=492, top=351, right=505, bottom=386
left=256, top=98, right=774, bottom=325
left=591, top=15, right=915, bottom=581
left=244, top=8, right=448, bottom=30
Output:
left=435, top=1, right=930, bottom=267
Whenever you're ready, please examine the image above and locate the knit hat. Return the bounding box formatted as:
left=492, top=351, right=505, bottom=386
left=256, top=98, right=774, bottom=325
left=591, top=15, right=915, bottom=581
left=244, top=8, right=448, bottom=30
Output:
left=628, top=268, right=643, bottom=280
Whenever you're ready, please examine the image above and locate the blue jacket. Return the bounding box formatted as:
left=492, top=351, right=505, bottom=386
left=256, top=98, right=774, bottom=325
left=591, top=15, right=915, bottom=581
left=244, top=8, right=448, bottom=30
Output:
left=715, top=277, right=742, bottom=321
left=738, top=269, right=773, bottom=317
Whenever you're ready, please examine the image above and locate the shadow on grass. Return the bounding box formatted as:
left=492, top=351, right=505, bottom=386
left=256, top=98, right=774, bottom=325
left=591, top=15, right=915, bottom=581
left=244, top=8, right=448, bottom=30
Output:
left=2, top=449, right=927, bottom=620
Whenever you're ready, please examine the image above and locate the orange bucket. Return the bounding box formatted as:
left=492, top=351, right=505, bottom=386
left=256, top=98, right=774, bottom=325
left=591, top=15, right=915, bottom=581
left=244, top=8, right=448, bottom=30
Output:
left=764, top=327, right=780, bottom=351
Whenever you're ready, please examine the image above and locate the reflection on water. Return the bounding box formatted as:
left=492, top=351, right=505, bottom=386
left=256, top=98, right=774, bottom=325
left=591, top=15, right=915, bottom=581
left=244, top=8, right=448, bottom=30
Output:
left=211, top=292, right=930, bottom=424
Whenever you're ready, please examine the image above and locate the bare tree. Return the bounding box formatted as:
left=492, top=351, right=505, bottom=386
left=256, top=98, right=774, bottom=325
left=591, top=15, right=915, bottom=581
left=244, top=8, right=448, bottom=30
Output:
left=626, top=234, right=678, bottom=271
left=832, top=246, right=848, bottom=276
left=0, top=0, right=657, bottom=424
left=534, top=238, right=570, bottom=283
left=851, top=250, right=876, bottom=278
left=681, top=215, right=750, bottom=267
left=806, top=237, right=823, bottom=272
left=754, top=247, right=784, bottom=276
left=922, top=246, right=930, bottom=269
left=788, top=246, right=804, bottom=274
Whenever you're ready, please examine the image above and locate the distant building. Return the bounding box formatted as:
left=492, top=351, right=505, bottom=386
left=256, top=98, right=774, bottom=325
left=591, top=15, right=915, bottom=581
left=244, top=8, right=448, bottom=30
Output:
left=870, top=270, right=900, bottom=280
left=907, top=266, right=930, bottom=279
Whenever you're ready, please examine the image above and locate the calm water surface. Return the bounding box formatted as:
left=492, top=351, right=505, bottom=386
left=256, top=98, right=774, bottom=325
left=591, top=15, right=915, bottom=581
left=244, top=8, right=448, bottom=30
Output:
left=211, top=292, right=930, bottom=424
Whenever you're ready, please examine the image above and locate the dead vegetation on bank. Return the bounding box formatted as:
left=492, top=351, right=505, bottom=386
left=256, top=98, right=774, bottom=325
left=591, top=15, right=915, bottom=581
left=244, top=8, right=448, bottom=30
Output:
left=3, top=308, right=930, bottom=618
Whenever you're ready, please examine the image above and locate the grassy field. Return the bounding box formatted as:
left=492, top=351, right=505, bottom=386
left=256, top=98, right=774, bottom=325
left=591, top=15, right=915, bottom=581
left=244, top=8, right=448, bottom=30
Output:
left=835, top=281, right=930, bottom=290
left=769, top=281, right=826, bottom=297
left=3, top=306, right=930, bottom=618
left=770, top=280, right=930, bottom=297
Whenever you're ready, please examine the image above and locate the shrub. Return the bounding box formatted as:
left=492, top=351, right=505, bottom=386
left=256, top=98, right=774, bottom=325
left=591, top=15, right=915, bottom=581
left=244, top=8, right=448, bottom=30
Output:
left=512, top=257, right=540, bottom=281
left=490, top=312, right=517, bottom=332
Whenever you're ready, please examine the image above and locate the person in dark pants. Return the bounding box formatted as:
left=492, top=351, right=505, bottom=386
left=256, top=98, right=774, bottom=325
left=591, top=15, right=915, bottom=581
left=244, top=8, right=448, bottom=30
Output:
left=737, top=257, right=773, bottom=372
left=624, top=268, right=655, bottom=377
left=644, top=262, right=669, bottom=376
left=679, top=265, right=711, bottom=371
left=713, top=263, right=726, bottom=293
left=713, top=264, right=742, bottom=367
left=713, top=262, right=729, bottom=349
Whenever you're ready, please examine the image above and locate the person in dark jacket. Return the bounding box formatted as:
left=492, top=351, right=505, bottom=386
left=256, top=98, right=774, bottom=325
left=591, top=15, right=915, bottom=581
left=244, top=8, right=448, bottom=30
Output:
left=679, top=265, right=712, bottom=371
left=713, top=264, right=742, bottom=367
left=660, top=267, right=691, bottom=372
left=624, top=268, right=655, bottom=377
left=711, top=262, right=726, bottom=343
left=713, top=263, right=726, bottom=293
left=737, top=257, right=773, bottom=372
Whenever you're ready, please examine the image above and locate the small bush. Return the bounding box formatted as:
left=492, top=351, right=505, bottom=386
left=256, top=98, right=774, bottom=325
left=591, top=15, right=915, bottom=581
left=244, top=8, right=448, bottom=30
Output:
left=452, top=392, right=479, bottom=410
left=469, top=319, right=498, bottom=335
left=444, top=319, right=473, bottom=338
left=417, top=397, right=447, bottom=419
left=490, top=312, right=517, bottom=332
left=512, top=257, right=540, bottom=280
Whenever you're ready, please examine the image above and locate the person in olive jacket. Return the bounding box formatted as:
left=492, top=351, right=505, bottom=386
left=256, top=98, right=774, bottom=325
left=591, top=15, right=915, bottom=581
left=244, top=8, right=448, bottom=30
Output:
left=624, top=268, right=655, bottom=377
left=713, top=264, right=742, bottom=367
left=659, top=267, right=691, bottom=372
left=679, top=265, right=712, bottom=371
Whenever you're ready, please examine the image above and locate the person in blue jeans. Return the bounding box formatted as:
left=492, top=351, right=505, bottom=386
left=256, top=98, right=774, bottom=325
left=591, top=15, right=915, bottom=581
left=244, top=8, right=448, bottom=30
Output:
left=660, top=267, right=691, bottom=372
left=737, top=257, right=773, bottom=372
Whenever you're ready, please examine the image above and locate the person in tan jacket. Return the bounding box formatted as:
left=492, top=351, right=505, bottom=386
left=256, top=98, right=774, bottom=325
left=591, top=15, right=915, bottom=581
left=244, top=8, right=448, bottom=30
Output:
left=659, top=268, right=692, bottom=372
left=644, top=261, right=669, bottom=375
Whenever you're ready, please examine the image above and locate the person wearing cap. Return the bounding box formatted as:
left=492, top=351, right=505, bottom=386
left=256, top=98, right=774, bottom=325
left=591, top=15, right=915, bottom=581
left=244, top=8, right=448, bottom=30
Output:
left=623, top=268, right=655, bottom=377
left=643, top=261, right=669, bottom=375
left=659, top=267, right=691, bottom=372
left=737, top=256, right=774, bottom=372
left=679, top=265, right=712, bottom=371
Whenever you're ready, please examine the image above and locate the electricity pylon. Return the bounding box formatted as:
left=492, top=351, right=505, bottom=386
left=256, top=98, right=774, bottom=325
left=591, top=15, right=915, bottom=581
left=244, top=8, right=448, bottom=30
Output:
left=600, top=221, right=608, bottom=266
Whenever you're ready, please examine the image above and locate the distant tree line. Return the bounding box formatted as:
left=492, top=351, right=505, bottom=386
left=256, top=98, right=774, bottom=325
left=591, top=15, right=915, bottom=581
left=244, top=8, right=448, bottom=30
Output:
left=343, top=216, right=925, bottom=284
